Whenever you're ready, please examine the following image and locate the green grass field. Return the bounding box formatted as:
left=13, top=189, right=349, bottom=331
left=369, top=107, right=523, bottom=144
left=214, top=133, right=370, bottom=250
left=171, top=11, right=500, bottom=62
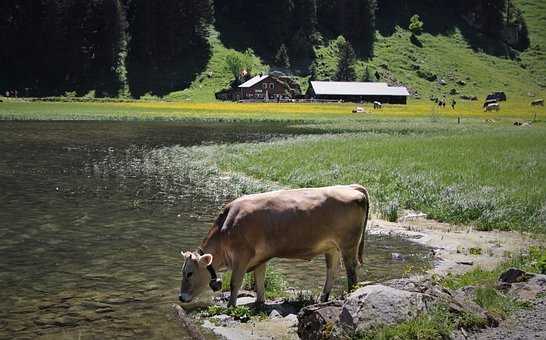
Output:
left=0, top=98, right=544, bottom=121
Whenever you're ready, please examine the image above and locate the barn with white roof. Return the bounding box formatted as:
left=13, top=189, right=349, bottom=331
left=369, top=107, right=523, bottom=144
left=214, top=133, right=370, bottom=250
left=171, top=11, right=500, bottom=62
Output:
left=306, top=81, right=410, bottom=104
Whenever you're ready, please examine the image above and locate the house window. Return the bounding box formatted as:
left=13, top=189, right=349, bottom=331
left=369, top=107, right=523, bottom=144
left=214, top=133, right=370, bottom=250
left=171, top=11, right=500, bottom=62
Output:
left=263, top=83, right=268, bottom=89
left=255, top=89, right=262, bottom=93
left=269, top=83, right=274, bottom=89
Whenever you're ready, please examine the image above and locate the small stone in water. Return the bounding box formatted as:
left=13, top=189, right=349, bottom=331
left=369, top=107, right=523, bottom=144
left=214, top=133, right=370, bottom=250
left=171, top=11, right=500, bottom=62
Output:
left=269, top=310, right=282, bottom=319
left=95, top=307, right=114, bottom=314
left=391, top=253, right=405, bottom=261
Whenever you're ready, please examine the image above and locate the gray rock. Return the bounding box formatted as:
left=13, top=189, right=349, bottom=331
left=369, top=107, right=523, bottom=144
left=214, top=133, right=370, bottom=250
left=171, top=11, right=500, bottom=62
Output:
left=452, top=286, right=499, bottom=327
left=269, top=309, right=282, bottom=319
left=505, top=274, right=546, bottom=301
left=297, top=301, right=343, bottom=340
left=338, top=284, right=430, bottom=333
left=210, top=314, right=234, bottom=325
left=236, top=296, right=255, bottom=306
left=80, top=301, right=112, bottom=309
left=53, top=316, right=80, bottom=326
left=384, top=278, right=452, bottom=301
left=284, top=313, right=298, bottom=324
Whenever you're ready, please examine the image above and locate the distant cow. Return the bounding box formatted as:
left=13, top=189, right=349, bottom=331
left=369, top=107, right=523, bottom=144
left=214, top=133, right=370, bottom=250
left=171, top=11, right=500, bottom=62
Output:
left=483, top=98, right=498, bottom=108
left=178, top=184, right=370, bottom=307
left=352, top=106, right=365, bottom=113
left=485, top=103, right=500, bottom=112
left=373, top=101, right=382, bottom=109
left=486, top=91, right=506, bottom=102
left=531, top=99, right=544, bottom=107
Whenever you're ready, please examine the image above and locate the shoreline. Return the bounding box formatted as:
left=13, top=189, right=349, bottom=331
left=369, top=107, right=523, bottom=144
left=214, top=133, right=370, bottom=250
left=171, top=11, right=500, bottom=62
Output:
left=367, top=217, right=541, bottom=276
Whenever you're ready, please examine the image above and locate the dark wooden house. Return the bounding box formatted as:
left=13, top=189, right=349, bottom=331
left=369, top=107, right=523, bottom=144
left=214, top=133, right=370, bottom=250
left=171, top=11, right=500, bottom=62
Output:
left=238, top=75, right=300, bottom=100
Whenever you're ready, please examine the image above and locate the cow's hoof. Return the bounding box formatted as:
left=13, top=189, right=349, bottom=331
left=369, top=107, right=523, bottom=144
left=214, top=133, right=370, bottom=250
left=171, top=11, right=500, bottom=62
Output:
left=319, top=294, right=330, bottom=303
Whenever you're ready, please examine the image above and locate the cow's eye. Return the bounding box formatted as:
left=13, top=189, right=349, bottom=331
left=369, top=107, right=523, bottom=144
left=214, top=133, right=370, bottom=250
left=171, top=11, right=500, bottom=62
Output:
left=186, top=272, right=193, bottom=279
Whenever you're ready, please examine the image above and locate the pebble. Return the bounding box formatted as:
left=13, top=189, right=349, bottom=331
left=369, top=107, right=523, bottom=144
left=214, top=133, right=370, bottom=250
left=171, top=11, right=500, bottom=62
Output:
left=269, top=310, right=282, bottom=319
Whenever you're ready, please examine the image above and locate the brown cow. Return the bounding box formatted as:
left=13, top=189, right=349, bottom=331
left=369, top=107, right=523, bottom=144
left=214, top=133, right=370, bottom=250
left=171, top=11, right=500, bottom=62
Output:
left=531, top=99, right=544, bottom=107
left=179, top=184, right=370, bottom=307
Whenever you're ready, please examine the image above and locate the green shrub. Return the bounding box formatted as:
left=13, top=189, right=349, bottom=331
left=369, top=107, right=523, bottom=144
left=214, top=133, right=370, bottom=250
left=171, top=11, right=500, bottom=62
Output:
left=529, top=246, right=546, bottom=274
left=382, top=199, right=399, bottom=222
left=205, top=305, right=256, bottom=322
left=356, top=305, right=453, bottom=340
left=474, top=287, right=522, bottom=319
left=409, top=14, right=424, bottom=36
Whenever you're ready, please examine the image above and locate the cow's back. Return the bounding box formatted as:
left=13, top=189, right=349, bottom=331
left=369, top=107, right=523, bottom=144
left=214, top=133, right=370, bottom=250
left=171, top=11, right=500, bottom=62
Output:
left=220, top=185, right=368, bottom=263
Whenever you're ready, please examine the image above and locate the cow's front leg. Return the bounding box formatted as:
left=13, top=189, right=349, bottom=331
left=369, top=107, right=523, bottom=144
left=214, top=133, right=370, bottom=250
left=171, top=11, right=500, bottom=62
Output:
left=320, top=251, right=340, bottom=302
left=253, top=262, right=266, bottom=307
left=228, top=264, right=246, bottom=307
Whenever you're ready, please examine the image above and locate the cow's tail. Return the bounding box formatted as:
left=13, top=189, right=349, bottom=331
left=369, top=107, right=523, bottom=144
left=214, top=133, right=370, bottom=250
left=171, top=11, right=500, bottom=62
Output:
left=350, top=184, right=370, bottom=266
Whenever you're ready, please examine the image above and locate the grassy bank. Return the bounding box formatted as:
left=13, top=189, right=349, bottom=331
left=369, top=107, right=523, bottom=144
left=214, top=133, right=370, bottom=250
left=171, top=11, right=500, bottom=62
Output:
left=0, top=98, right=544, bottom=121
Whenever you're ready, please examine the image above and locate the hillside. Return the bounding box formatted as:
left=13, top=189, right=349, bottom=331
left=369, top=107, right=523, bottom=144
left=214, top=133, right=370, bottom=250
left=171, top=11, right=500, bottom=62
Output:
left=177, top=0, right=546, bottom=102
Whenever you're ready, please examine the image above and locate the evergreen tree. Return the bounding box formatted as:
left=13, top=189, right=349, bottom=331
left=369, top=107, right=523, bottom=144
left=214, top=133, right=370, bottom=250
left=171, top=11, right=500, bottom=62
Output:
left=89, top=0, right=129, bottom=96
left=274, top=44, right=291, bottom=69
left=318, top=0, right=376, bottom=56
left=334, top=37, right=357, bottom=81
left=409, top=14, right=424, bottom=36
left=127, top=0, right=213, bottom=97
left=362, top=65, right=372, bottom=82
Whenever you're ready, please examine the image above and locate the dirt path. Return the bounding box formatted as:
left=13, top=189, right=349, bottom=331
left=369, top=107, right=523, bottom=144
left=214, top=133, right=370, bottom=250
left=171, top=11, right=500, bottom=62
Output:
left=462, top=296, right=546, bottom=340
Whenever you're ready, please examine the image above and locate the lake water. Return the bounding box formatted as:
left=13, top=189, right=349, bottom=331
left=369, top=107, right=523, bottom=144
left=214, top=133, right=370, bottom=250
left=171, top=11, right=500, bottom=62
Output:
left=0, top=121, right=432, bottom=339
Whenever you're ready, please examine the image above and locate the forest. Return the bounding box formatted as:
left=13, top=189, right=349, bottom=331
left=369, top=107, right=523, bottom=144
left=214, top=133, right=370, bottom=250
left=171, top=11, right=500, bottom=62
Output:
left=0, top=0, right=530, bottom=97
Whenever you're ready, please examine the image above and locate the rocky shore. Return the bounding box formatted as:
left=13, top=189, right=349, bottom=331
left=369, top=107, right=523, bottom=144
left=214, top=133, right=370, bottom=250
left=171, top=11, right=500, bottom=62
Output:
left=182, top=215, right=545, bottom=340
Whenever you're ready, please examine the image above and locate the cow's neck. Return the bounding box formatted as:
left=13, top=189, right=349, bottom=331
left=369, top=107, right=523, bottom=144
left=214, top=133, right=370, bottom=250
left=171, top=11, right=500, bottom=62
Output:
left=200, top=237, right=227, bottom=271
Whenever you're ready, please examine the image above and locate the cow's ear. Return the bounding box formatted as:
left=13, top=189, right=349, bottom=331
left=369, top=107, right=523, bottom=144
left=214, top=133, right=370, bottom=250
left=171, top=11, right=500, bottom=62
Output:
left=198, top=254, right=213, bottom=267
left=181, top=251, right=192, bottom=258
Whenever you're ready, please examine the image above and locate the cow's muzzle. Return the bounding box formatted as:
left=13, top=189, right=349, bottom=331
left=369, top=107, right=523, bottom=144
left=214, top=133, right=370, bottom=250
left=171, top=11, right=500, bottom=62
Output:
left=178, top=293, right=192, bottom=303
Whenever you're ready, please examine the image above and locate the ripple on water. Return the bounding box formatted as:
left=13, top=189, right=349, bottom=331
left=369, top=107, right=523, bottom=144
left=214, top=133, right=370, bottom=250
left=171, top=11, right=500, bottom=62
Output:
left=0, top=121, right=432, bottom=339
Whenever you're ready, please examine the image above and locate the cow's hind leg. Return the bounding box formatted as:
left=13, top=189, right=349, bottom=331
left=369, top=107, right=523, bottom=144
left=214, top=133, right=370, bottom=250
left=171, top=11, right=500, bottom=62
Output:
left=342, top=249, right=359, bottom=293
left=320, top=250, right=340, bottom=302
left=253, top=262, right=266, bottom=307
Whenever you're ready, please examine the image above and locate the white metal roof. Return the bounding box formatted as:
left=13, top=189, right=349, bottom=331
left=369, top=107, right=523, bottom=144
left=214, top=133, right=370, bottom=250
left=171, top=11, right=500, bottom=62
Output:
left=239, top=75, right=269, bottom=88
left=310, top=81, right=409, bottom=96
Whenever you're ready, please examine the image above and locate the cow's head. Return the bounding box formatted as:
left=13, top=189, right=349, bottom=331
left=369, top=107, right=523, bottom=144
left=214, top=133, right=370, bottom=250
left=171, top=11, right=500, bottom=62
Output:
left=178, top=251, right=221, bottom=303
